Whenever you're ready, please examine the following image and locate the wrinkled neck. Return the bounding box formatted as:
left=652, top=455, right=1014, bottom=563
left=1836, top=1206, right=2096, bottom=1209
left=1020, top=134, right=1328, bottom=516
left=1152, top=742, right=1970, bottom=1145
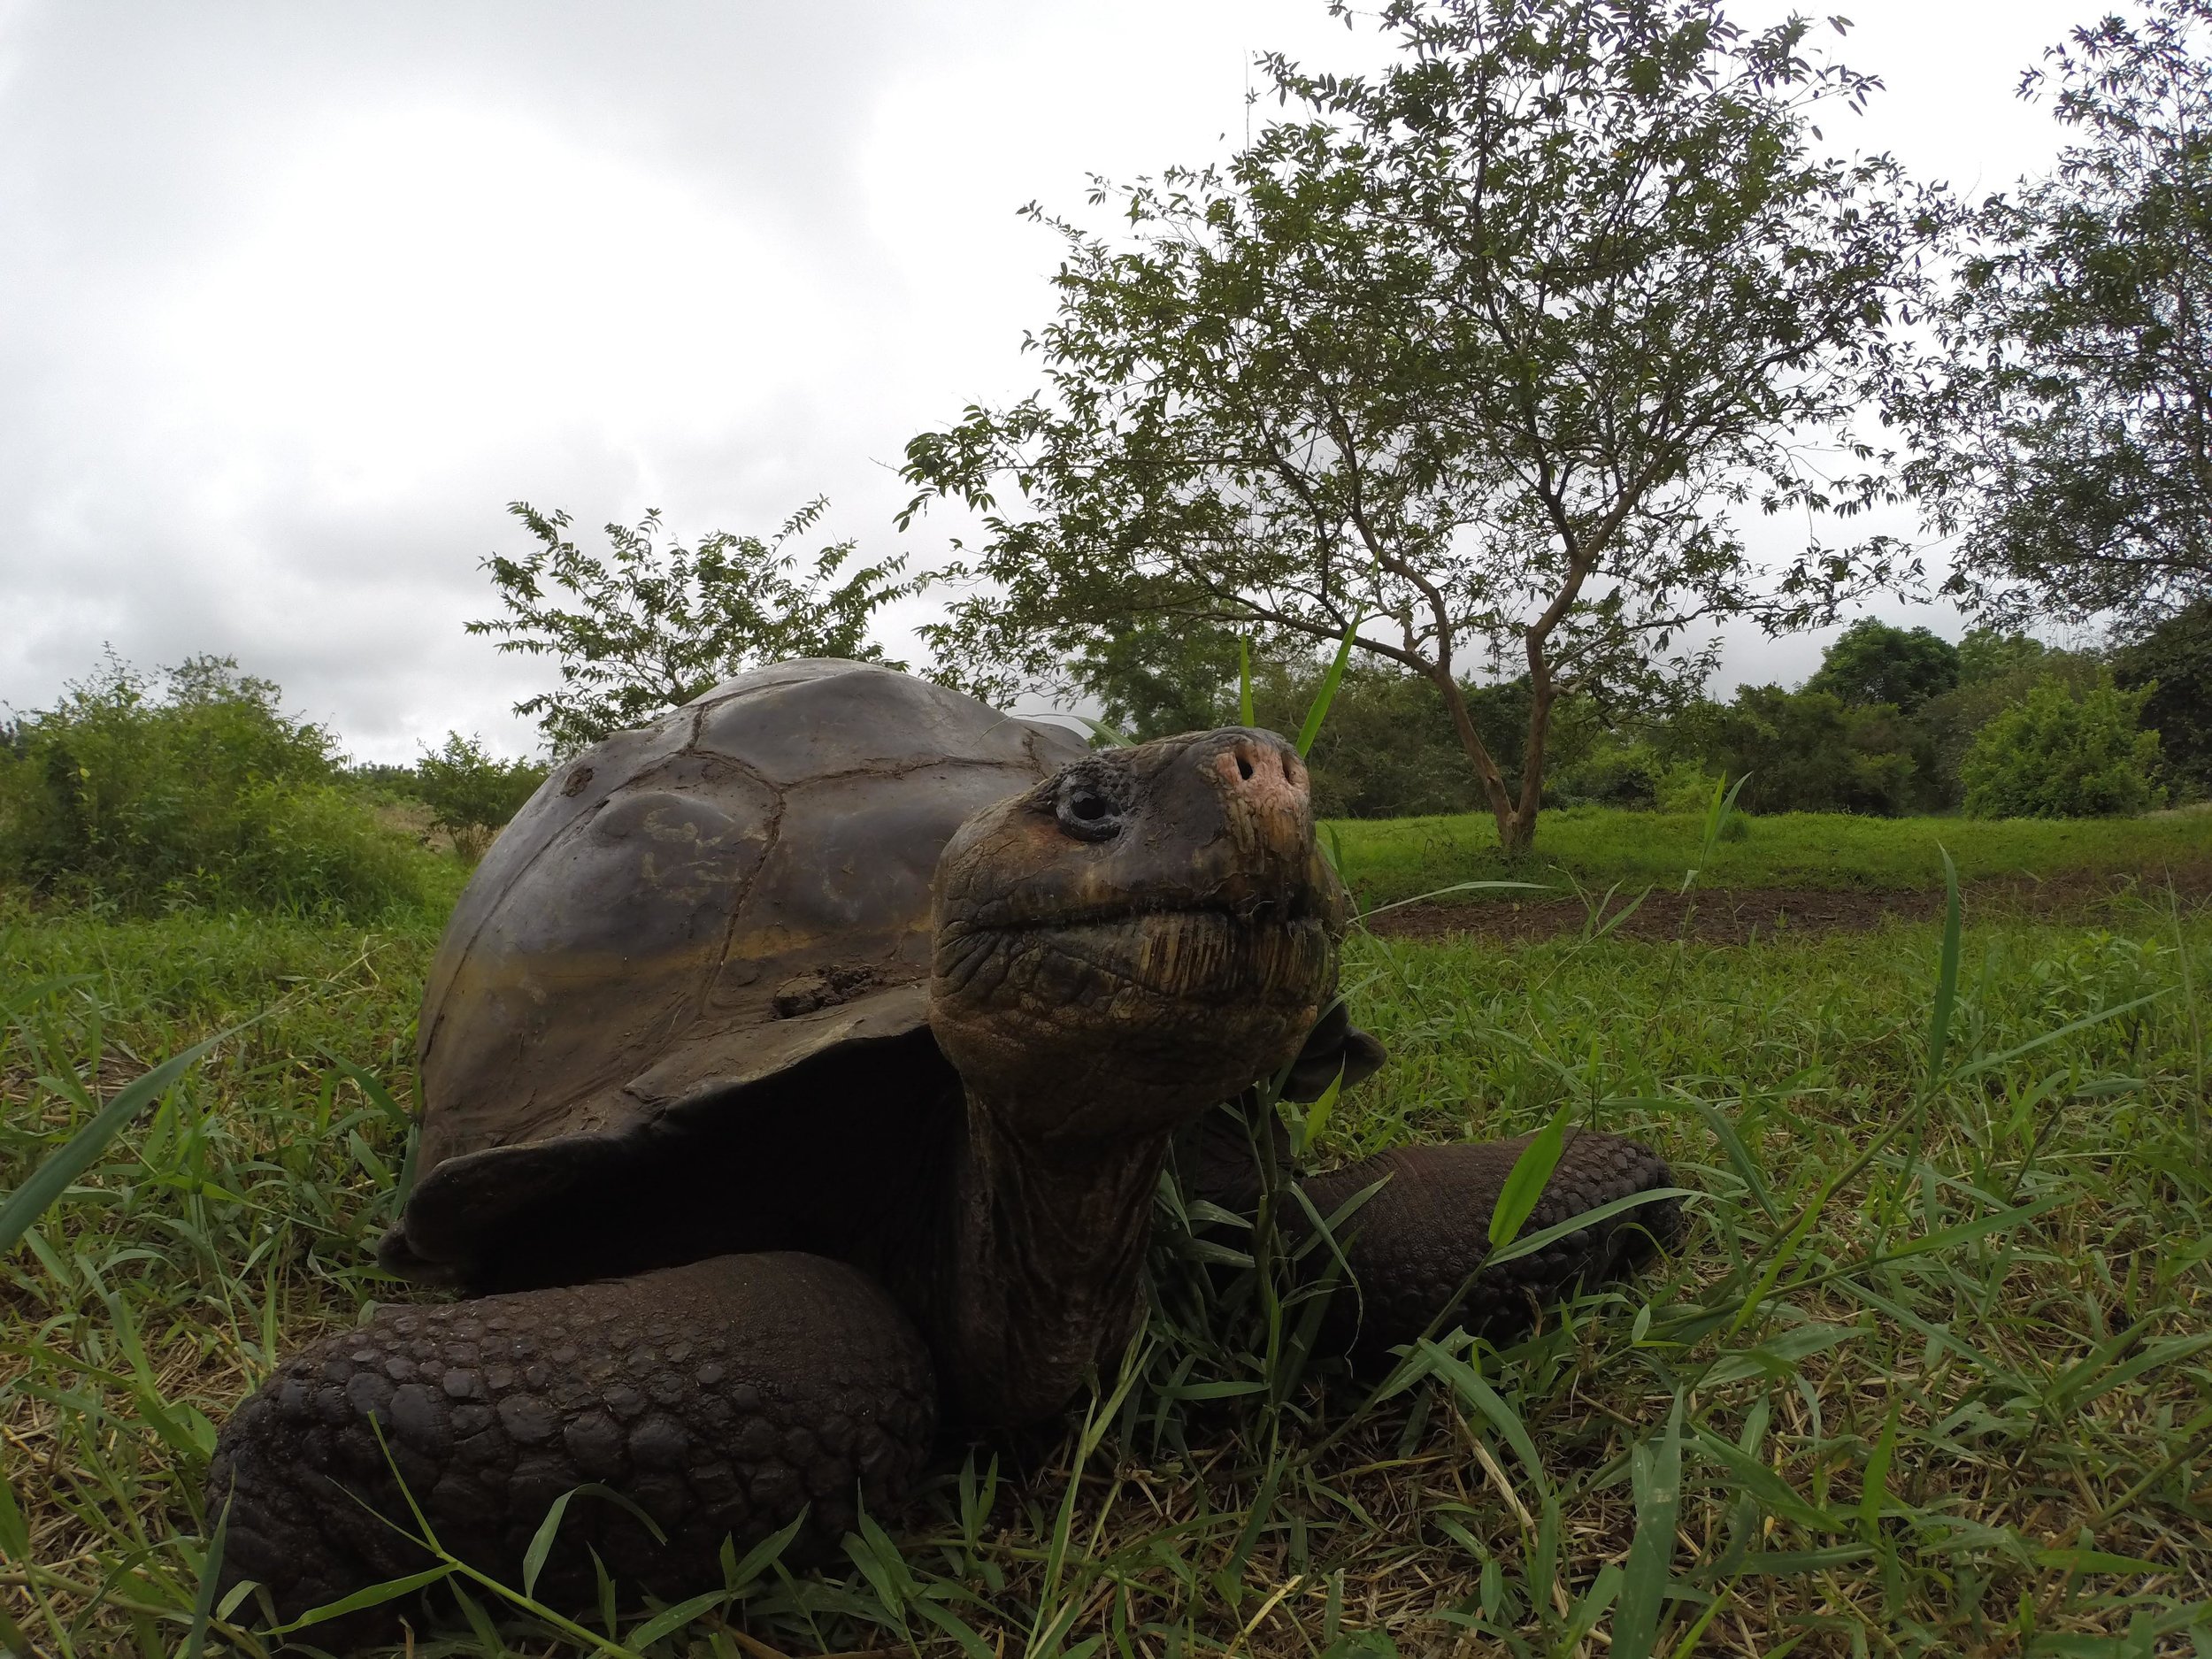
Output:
left=918, top=1084, right=1170, bottom=1429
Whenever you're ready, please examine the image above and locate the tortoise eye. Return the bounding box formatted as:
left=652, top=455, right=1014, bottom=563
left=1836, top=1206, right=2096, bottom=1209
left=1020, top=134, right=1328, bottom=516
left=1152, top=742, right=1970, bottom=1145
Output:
left=1054, top=778, right=1125, bottom=842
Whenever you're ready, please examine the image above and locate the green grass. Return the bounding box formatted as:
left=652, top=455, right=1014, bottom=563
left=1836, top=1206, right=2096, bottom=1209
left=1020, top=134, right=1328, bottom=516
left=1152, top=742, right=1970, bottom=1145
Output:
left=4, top=838, right=2212, bottom=1655
left=1331, top=803, right=2212, bottom=910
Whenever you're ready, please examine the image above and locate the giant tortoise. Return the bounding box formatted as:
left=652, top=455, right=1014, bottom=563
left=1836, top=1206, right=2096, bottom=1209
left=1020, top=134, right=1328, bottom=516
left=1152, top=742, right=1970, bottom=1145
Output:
left=210, top=659, right=1679, bottom=1631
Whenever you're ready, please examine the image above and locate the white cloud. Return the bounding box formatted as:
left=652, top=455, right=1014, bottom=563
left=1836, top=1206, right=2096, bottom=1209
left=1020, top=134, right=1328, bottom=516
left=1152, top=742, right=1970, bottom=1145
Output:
left=0, top=0, right=2115, bottom=757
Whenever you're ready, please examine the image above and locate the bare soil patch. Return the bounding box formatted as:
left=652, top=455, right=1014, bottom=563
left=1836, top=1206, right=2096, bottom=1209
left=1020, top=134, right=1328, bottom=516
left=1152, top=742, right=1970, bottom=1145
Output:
left=1362, top=858, right=2212, bottom=945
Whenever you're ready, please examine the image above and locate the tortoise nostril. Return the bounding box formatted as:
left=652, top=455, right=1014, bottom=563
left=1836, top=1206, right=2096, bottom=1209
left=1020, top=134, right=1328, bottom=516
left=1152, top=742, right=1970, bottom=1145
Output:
left=1237, top=755, right=1255, bottom=781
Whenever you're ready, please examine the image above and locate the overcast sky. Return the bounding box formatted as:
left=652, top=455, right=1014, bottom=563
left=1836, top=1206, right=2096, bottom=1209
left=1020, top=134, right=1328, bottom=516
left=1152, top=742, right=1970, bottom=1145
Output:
left=0, top=0, right=2094, bottom=761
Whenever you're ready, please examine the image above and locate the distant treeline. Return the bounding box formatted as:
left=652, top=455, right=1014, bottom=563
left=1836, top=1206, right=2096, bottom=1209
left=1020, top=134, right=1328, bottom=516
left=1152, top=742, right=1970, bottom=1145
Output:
left=3, top=608, right=2202, bottom=922
left=1101, top=606, right=2211, bottom=823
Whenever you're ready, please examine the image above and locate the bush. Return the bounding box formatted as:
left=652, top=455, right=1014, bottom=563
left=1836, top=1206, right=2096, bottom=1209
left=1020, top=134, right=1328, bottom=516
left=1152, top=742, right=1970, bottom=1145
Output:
left=1961, top=677, right=2164, bottom=819
left=1661, top=686, right=1929, bottom=816
left=415, top=733, right=549, bottom=859
left=0, top=655, right=430, bottom=916
left=1915, top=634, right=2103, bottom=810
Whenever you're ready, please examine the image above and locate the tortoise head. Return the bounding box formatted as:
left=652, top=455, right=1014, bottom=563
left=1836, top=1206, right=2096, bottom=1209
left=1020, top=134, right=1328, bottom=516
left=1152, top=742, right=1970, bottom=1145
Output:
left=929, top=727, right=1349, bottom=1141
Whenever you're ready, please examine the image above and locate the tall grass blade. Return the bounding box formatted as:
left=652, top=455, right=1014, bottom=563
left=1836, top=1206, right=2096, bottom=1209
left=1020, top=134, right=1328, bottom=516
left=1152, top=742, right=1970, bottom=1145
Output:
left=1612, top=1393, right=1684, bottom=1659
left=1486, top=1187, right=1695, bottom=1271
left=1295, top=618, right=1360, bottom=757
left=1487, top=1104, right=1571, bottom=1249
left=626, top=1588, right=726, bottom=1647
left=282, top=1565, right=457, bottom=1632
left=183, top=1500, right=229, bottom=1659
left=1238, top=637, right=1255, bottom=726
left=0, top=1471, right=26, bottom=1560
left=0, top=1028, right=232, bottom=1254
left=1924, top=847, right=1962, bottom=1091
left=1, top=972, right=96, bottom=1018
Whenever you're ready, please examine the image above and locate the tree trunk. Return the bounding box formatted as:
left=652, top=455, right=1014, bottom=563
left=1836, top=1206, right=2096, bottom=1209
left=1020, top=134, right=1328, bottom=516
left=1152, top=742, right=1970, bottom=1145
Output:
left=1501, top=672, right=1557, bottom=860
left=1429, top=668, right=1525, bottom=852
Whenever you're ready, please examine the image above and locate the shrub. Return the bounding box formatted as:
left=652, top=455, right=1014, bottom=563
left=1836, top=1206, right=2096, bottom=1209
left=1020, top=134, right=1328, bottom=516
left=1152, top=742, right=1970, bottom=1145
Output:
left=1916, top=644, right=2104, bottom=812
left=1249, top=662, right=1485, bottom=819
left=1961, top=677, right=2163, bottom=818
left=415, top=733, right=549, bottom=859
left=1663, top=686, right=1928, bottom=816
left=0, top=655, right=429, bottom=916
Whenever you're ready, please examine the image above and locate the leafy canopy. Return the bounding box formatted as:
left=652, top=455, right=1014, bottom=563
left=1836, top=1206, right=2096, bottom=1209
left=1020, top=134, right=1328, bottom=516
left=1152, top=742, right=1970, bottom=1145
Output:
left=1906, top=0, right=2212, bottom=624
left=1806, top=619, right=1962, bottom=714
left=902, top=0, right=1944, bottom=854
left=471, top=499, right=917, bottom=757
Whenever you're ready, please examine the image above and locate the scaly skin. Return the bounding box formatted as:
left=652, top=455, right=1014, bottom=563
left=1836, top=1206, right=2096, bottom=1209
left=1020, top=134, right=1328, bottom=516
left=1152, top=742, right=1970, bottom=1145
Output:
left=210, top=1255, right=932, bottom=1637
left=1296, top=1133, right=1683, bottom=1358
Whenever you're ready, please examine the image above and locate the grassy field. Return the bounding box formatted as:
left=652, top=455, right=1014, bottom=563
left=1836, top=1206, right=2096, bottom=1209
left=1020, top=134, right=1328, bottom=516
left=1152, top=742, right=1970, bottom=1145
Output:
left=1331, top=804, right=2212, bottom=910
left=4, top=810, right=2212, bottom=1656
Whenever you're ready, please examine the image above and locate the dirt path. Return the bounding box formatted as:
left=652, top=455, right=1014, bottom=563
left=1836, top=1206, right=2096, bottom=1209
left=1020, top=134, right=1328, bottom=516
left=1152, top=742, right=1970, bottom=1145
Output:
left=1359, top=860, right=2212, bottom=946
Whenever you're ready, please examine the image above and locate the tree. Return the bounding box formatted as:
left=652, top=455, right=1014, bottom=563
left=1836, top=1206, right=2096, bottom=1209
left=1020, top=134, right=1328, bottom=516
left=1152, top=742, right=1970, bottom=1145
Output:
left=900, top=0, right=1941, bottom=854
left=415, top=732, right=549, bottom=859
left=1916, top=632, right=2103, bottom=808
left=1956, top=626, right=2052, bottom=685
left=1076, top=622, right=1240, bottom=741
left=1905, top=0, right=2212, bottom=625
left=2113, top=597, right=2212, bottom=795
left=1962, top=677, right=2163, bottom=817
left=470, top=499, right=918, bottom=757
left=1806, top=618, right=1961, bottom=713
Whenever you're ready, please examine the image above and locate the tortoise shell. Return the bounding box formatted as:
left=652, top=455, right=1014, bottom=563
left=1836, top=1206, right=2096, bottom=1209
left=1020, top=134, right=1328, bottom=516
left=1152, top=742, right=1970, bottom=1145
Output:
left=380, top=660, right=1089, bottom=1286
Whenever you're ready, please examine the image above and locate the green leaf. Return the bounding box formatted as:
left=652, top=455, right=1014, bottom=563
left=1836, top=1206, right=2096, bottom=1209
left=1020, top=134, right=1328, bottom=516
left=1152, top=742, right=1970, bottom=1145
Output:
left=522, top=1486, right=582, bottom=1600
left=1612, top=1392, right=1684, bottom=1659
left=914, top=1594, right=999, bottom=1659
left=722, top=1506, right=809, bottom=1595
left=280, top=1565, right=456, bottom=1632
left=1417, top=1341, right=1546, bottom=1491
left=1692, top=1427, right=1850, bottom=1536
left=2032, top=1547, right=2170, bottom=1575
left=1703, top=1322, right=1865, bottom=1387
left=1487, top=1104, right=1571, bottom=1249
left=0, top=1471, right=27, bottom=1559
left=626, top=1588, right=726, bottom=1647
left=0, top=1029, right=232, bottom=1255
left=1296, top=617, right=1361, bottom=757
left=1, top=973, right=96, bottom=1020
left=184, top=1500, right=229, bottom=1659
left=1859, top=1397, right=1900, bottom=1535
left=1486, top=1186, right=1696, bottom=1271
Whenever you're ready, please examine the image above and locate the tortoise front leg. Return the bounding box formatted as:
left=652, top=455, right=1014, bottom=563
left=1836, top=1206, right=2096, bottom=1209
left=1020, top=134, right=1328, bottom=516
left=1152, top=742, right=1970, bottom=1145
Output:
left=209, top=1253, right=933, bottom=1642
left=1294, top=1133, right=1684, bottom=1360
